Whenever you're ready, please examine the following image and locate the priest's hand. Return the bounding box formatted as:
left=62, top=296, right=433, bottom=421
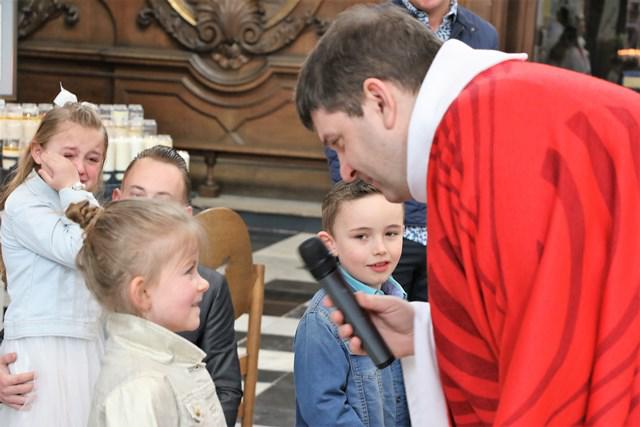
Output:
left=324, top=292, right=416, bottom=358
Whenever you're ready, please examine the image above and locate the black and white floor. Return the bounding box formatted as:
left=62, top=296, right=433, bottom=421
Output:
left=238, top=228, right=321, bottom=427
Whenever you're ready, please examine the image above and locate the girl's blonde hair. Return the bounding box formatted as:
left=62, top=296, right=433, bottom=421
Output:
left=0, top=102, right=108, bottom=210
left=66, top=198, right=205, bottom=314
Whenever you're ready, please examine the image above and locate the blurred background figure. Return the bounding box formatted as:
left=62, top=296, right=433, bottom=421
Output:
left=548, top=24, right=592, bottom=74
left=627, top=1, right=640, bottom=48
left=543, top=6, right=572, bottom=61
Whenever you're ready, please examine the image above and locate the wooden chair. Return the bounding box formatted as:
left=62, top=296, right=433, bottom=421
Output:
left=195, top=207, right=265, bottom=427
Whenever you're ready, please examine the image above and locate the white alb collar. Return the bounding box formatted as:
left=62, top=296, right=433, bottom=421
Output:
left=406, top=39, right=527, bottom=202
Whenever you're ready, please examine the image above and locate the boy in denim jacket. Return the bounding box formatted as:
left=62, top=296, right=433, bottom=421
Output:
left=293, top=180, right=410, bottom=426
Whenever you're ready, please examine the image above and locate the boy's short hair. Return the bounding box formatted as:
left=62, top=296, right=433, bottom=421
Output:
left=321, top=180, right=382, bottom=234
left=123, top=145, right=191, bottom=204
left=295, top=3, right=442, bottom=130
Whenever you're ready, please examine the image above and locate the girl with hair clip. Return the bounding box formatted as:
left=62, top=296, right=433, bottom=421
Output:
left=67, top=198, right=226, bottom=426
left=0, top=101, right=108, bottom=426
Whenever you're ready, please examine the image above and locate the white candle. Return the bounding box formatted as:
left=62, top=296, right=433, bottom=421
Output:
left=128, top=118, right=144, bottom=137
left=6, top=121, right=21, bottom=141
left=143, top=119, right=157, bottom=136
left=22, top=119, right=41, bottom=146
left=2, top=139, right=20, bottom=170
left=0, top=119, right=7, bottom=142
left=114, top=137, right=132, bottom=181
left=144, top=135, right=158, bottom=149
left=157, top=134, right=173, bottom=147
left=111, top=105, right=128, bottom=128
left=128, top=104, right=144, bottom=121
left=103, top=135, right=116, bottom=176
left=129, top=136, right=144, bottom=159
left=177, top=150, right=190, bottom=171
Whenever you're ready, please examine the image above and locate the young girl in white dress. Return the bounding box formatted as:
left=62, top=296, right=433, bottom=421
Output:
left=68, top=198, right=226, bottom=426
left=0, top=102, right=108, bottom=426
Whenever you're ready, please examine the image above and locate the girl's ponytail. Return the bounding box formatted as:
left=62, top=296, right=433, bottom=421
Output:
left=66, top=201, right=102, bottom=232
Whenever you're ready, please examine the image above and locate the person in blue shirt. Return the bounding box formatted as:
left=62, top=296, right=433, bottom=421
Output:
left=294, top=180, right=410, bottom=426
left=392, top=0, right=498, bottom=49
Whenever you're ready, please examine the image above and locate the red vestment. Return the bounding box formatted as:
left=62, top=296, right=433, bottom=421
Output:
left=427, top=61, right=640, bottom=426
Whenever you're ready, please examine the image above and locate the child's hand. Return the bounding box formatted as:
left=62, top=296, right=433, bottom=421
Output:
left=37, top=151, right=80, bottom=192
left=324, top=292, right=416, bottom=358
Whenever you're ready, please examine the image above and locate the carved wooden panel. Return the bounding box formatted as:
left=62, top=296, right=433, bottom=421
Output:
left=15, top=0, right=535, bottom=199
left=15, top=0, right=331, bottom=198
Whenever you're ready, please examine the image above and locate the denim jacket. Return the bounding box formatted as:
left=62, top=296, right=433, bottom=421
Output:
left=294, top=271, right=411, bottom=426
left=1, top=171, right=102, bottom=339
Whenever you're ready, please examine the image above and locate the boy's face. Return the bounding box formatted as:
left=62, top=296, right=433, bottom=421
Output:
left=320, top=194, right=404, bottom=288
left=113, top=158, right=187, bottom=206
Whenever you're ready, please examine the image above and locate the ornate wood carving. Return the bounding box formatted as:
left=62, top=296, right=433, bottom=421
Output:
left=14, top=0, right=527, bottom=200
left=17, top=0, right=79, bottom=39
left=138, top=0, right=326, bottom=70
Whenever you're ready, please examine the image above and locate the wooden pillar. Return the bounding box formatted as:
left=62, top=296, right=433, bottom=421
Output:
left=199, top=152, right=221, bottom=198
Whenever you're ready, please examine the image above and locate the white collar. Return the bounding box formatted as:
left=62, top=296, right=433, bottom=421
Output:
left=107, top=313, right=205, bottom=365
left=406, top=39, right=527, bottom=202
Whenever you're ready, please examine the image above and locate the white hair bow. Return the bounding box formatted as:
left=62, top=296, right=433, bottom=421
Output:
left=53, top=83, right=78, bottom=107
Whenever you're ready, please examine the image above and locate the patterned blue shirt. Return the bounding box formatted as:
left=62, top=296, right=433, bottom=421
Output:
left=400, top=0, right=459, bottom=42
left=399, top=0, right=459, bottom=247
left=404, top=225, right=427, bottom=246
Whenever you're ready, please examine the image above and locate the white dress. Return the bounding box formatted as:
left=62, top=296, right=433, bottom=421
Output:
left=0, top=335, right=104, bottom=426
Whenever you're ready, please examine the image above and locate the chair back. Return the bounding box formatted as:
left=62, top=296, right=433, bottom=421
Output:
left=195, top=207, right=265, bottom=427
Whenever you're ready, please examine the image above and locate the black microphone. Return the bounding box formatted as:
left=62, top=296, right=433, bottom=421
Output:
left=298, top=237, right=394, bottom=369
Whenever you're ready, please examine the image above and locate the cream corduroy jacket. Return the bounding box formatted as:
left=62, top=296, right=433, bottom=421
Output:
left=88, top=313, right=226, bottom=427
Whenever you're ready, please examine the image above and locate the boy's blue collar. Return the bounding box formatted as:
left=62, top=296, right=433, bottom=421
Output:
left=338, top=266, right=407, bottom=300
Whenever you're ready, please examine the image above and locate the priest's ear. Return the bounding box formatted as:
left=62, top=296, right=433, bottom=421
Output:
left=362, top=78, right=397, bottom=130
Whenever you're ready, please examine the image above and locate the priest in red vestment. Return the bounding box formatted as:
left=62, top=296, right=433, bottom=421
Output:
left=417, top=41, right=640, bottom=426
left=295, top=4, right=640, bottom=426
